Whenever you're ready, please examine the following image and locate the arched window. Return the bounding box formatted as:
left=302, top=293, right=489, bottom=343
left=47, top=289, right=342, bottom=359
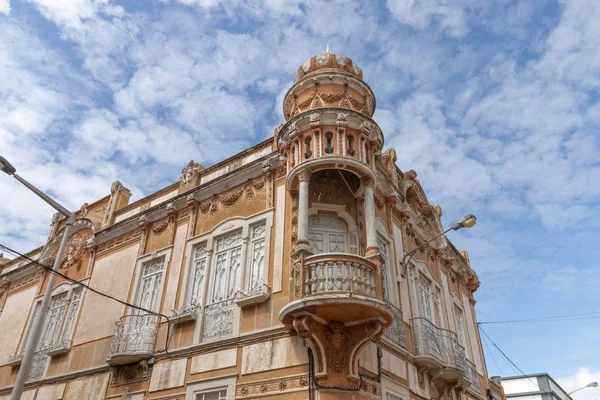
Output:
left=308, top=214, right=350, bottom=254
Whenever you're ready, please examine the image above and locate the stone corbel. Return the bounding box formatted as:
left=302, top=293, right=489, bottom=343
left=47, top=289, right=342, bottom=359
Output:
left=138, top=215, right=151, bottom=257
left=167, top=203, right=177, bottom=245
left=85, top=238, right=96, bottom=277
left=187, top=194, right=198, bottom=238
left=309, top=112, right=321, bottom=128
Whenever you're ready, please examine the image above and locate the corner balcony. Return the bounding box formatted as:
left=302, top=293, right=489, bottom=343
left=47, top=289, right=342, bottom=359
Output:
left=107, top=314, right=160, bottom=366
left=280, top=253, right=393, bottom=326
left=411, top=317, right=473, bottom=384
left=277, top=108, right=384, bottom=186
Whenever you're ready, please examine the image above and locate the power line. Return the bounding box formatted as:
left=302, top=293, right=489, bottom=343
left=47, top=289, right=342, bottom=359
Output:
left=0, top=242, right=172, bottom=354
left=479, top=311, right=600, bottom=325
left=479, top=325, right=541, bottom=391
left=481, top=329, right=504, bottom=375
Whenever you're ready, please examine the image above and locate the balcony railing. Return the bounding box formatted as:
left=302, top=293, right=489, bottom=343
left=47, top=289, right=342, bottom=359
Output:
left=303, top=253, right=377, bottom=298
left=384, top=302, right=406, bottom=349
left=465, top=359, right=481, bottom=391
left=107, top=314, right=160, bottom=365
left=202, top=298, right=236, bottom=342
left=412, top=317, right=443, bottom=361
left=411, top=317, right=475, bottom=383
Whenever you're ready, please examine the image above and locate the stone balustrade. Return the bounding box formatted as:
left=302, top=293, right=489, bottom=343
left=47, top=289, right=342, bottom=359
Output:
left=302, top=253, right=377, bottom=298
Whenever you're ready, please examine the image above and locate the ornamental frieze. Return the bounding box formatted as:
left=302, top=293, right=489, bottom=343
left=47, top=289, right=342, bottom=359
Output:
left=236, top=374, right=309, bottom=398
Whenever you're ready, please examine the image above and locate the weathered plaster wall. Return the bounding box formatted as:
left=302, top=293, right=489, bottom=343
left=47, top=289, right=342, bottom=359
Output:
left=0, top=286, right=37, bottom=365
left=63, top=373, right=109, bottom=400
left=191, top=348, right=237, bottom=374
left=73, top=244, right=139, bottom=345
left=241, top=337, right=308, bottom=375
left=149, top=359, right=187, bottom=392
left=36, top=382, right=66, bottom=400
left=162, top=223, right=188, bottom=313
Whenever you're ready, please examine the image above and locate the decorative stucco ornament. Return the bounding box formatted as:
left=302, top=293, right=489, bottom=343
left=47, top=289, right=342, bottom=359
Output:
left=316, top=53, right=329, bottom=65
left=335, top=55, right=347, bottom=65
left=301, top=59, right=311, bottom=72
left=180, top=160, right=202, bottom=188
left=324, top=321, right=350, bottom=373
left=60, top=232, right=89, bottom=271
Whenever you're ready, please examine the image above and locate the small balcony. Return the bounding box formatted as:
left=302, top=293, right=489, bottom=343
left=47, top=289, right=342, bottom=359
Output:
left=383, top=302, right=407, bottom=349
left=107, top=314, right=160, bottom=366
left=280, top=253, right=393, bottom=326
left=411, top=317, right=474, bottom=384
left=201, top=298, right=236, bottom=342
left=465, top=359, right=481, bottom=392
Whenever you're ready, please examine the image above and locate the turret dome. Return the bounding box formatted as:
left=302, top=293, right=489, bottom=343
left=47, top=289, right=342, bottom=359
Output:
left=295, top=51, right=363, bottom=82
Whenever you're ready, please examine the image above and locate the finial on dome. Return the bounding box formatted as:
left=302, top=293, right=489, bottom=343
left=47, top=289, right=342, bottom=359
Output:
left=326, top=43, right=330, bottom=53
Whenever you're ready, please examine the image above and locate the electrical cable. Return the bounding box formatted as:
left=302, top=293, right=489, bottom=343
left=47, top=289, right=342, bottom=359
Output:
left=0, top=242, right=172, bottom=356
left=478, top=311, right=600, bottom=325
left=481, top=330, right=504, bottom=376
left=478, top=325, right=541, bottom=391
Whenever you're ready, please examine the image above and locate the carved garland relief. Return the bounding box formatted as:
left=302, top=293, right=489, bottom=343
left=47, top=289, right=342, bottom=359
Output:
left=288, top=83, right=371, bottom=118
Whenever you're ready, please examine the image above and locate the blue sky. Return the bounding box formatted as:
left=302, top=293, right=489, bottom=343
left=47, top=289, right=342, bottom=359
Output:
left=1, top=0, right=599, bottom=395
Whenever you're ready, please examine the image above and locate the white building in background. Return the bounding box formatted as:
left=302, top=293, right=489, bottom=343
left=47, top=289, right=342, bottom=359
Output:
left=501, top=373, right=571, bottom=400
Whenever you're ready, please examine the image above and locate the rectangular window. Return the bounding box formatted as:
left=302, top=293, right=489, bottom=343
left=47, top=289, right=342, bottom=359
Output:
left=418, top=274, right=433, bottom=321
left=195, top=389, right=227, bottom=400
left=189, top=242, right=208, bottom=305
left=387, top=394, right=402, bottom=400
left=454, top=305, right=466, bottom=347
left=211, top=230, right=242, bottom=303
left=247, top=222, right=266, bottom=293
left=378, top=236, right=394, bottom=304
left=137, top=257, right=165, bottom=312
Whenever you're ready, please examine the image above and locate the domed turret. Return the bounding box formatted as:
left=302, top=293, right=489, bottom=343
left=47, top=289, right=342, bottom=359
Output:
left=283, top=49, right=376, bottom=120
left=295, top=52, right=363, bottom=82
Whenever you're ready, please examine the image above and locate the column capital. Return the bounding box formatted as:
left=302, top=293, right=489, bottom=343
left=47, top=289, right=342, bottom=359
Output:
left=362, top=175, right=375, bottom=188
left=297, top=168, right=312, bottom=183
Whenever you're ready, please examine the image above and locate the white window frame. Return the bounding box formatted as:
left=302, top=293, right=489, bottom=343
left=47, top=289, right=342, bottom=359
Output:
left=307, top=203, right=358, bottom=255
left=381, top=376, right=409, bottom=400
left=453, top=304, right=467, bottom=348
left=408, top=261, right=444, bottom=326
left=17, top=281, right=86, bottom=380
left=129, top=247, right=172, bottom=315
left=376, top=218, right=399, bottom=307
left=185, top=376, right=237, bottom=400
left=181, top=210, right=273, bottom=343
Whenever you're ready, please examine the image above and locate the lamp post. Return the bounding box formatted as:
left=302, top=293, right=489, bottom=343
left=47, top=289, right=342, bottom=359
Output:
left=568, top=382, right=598, bottom=396
left=400, top=214, right=477, bottom=277
left=0, top=156, right=76, bottom=400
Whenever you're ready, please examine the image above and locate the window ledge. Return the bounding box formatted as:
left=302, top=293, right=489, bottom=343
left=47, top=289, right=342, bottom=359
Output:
left=235, top=285, right=270, bottom=308
left=169, top=304, right=201, bottom=325
left=7, top=353, right=23, bottom=367
left=47, top=340, right=72, bottom=356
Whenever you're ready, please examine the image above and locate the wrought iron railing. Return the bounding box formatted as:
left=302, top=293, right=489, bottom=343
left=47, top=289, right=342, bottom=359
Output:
left=384, top=302, right=407, bottom=348
left=202, top=298, right=236, bottom=342
left=465, top=359, right=481, bottom=391
left=303, top=253, right=377, bottom=297
left=411, top=317, right=475, bottom=382
left=108, top=314, right=160, bottom=358
left=412, top=317, right=443, bottom=361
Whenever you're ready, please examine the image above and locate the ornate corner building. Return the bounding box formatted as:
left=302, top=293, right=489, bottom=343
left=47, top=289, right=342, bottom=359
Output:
left=0, top=52, right=507, bottom=400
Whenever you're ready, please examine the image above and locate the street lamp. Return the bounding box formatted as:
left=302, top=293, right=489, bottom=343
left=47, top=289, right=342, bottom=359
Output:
left=568, top=382, right=598, bottom=396
left=400, top=214, right=477, bottom=277
left=1, top=155, right=76, bottom=400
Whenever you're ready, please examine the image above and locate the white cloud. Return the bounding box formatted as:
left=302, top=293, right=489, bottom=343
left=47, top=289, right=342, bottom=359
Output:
left=0, top=0, right=9, bottom=14
left=386, top=0, right=468, bottom=37
left=557, top=368, right=600, bottom=400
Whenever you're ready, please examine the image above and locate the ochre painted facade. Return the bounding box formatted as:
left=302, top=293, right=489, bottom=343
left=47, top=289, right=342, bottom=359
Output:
left=0, top=52, right=506, bottom=400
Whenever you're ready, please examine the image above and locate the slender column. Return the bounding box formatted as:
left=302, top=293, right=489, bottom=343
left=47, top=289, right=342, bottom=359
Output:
left=297, top=169, right=311, bottom=251
left=363, top=176, right=378, bottom=257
